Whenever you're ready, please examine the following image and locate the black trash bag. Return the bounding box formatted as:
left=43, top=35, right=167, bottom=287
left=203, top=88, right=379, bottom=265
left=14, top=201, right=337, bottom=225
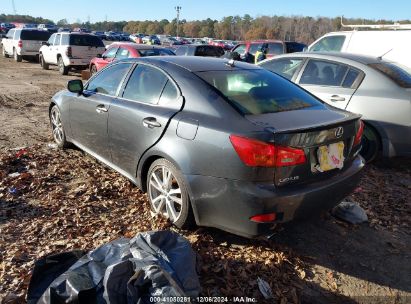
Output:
left=331, top=201, right=368, bottom=224
left=27, top=231, right=201, bottom=304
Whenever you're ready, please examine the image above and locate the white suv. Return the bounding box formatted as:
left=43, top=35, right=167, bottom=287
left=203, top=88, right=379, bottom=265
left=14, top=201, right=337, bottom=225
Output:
left=1, top=28, right=51, bottom=62
left=39, top=32, right=105, bottom=75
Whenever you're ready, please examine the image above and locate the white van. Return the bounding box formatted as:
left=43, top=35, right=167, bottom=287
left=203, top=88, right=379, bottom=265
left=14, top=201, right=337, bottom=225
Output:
left=308, top=30, right=411, bottom=69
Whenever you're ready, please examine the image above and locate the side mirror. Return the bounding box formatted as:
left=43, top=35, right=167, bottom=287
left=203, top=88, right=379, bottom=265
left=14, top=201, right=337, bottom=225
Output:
left=96, top=54, right=102, bottom=58
left=67, top=79, right=83, bottom=94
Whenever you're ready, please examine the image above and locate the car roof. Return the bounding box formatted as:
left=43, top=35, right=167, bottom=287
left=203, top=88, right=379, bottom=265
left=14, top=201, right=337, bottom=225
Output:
left=265, top=52, right=385, bottom=65
left=121, top=56, right=261, bottom=72
left=109, top=43, right=170, bottom=50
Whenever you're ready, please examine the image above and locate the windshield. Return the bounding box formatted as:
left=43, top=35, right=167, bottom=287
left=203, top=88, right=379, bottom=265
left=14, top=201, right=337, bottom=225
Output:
left=138, top=48, right=175, bottom=56
left=368, top=62, right=411, bottom=88
left=69, top=34, right=104, bottom=47
left=197, top=69, right=324, bottom=115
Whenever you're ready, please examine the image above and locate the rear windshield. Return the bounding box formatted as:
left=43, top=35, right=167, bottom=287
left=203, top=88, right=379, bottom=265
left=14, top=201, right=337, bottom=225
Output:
left=195, top=46, right=225, bottom=57
left=197, top=69, right=324, bottom=115
left=69, top=34, right=104, bottom=47
left=20, top=30, right=51, bottom=41
left=138, top=49, right=175, bottom=56
left=368, top=62, right=411, bottom=88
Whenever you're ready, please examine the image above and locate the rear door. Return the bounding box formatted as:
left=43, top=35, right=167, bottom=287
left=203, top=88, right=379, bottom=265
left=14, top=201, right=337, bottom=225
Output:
left=21, top=30, right=51, bottom=53
left=4, top=29, right=14, bottom=53
left=69, top=62, right=133, bottom=161
left=42, top=34, right=56, bottom=63
left=296, top=58, right=363, bottom=109
left=108, top=64, right=183, bottom=176
left=70, top=34, right=105, bottom=64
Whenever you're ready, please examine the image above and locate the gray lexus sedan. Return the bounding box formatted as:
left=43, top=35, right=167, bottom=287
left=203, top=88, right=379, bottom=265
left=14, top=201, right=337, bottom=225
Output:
left=49, top=57, right=364, bottom=237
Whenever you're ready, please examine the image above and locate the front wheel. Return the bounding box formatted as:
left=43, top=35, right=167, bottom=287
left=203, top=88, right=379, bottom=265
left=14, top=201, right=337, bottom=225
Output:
left=58, top=57, right=69, bottom=75
left=360, top=124, right=380, bottom=163
left=50, top=105, right=69, bottom=149
left=14, top=49, right=22, bottom=62
left=147, top=159, right=194, bottom=229
left=2, top=46, right=9, bottom=58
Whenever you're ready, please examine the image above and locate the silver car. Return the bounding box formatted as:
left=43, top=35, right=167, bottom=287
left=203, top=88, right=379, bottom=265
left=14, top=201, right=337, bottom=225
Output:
left=258, top=52, right=411, bottom=162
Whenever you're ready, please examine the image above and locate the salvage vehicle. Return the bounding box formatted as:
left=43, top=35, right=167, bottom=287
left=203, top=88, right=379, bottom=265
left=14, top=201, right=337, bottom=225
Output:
left=258, top=52, right=411, bottom=162
left=39, top=32, right=105, bottom=75
left=89, top=43, right=175, bottom=75
left=49, top=57, right=364, bottom=237
left=1, top=28, right=51, bottom=62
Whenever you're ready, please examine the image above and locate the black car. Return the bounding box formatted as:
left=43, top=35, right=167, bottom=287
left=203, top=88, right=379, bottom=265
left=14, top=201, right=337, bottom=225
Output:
left=175, top=44, right=225, bottom=57
left=50, top=57, right=364, bottom=238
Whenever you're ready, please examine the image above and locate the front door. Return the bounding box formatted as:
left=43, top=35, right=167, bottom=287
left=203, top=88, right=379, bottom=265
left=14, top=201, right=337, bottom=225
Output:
left=69, top=62, right=133, bottom=161
left=108, top=64, right=183, bottom=176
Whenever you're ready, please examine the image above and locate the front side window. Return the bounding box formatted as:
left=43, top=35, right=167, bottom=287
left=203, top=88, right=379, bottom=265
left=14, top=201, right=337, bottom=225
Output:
left=249, top=43, right=263, bottom=55
left=103, top=47, right=118, bottom=59
left=260, top=58, right=304, bottom=80
left=197, top=69, right=324, bottom=115
left=86, top=63, right=132, bottom=96
left=122, top=65, right=168, bottom=104
left=175, top=46, right=188, bottom=56
left=233, top=44, right=246, bottom=55
left=115, top=48, right=130, bottom=60
left=310, top=35, right=346, bottom=52
left=47, top=34, right=55, bottom=45
left=299, top=59, right=348, bottom=86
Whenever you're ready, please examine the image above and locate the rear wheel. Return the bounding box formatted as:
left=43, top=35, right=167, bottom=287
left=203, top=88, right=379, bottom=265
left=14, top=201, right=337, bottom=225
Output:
left=360, top=124, right=380, bottom=163
left=90, top=64, right=97, bottom=76
left=2, top=46, right=9, bottom=58
left=147, top=159, right=194, bottom=229
left=13, top=49, right=22, bottom=62
left=50, top=105, right=69, bottom=149
left=40, top=54, right=49, bottom=70
left=58, top=57, right=69, bottom=75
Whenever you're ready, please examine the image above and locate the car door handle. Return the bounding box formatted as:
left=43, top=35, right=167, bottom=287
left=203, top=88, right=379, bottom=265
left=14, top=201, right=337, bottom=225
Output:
left=96, top=105, right=108, bottom=113
left=330, top=95, right=346, bottom=102
left=143, top=117, right=161, bottom=128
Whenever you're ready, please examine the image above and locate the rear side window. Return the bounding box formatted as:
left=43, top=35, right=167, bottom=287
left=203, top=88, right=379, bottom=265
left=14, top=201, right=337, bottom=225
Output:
left=195, top=46, right=224, bottom=57
left=86, top=63, right=132, bottom=96
left=368, top=62, right=411, bottom=88
left=159, top=81, right=179, bottom=106
left=267, top=43, right=284, bottom=55
left=310, top=35, right=346, bottom=52
left=260, top=58, right=304, bottom=80
left=342, top=68, right=361, bottom=88
left=20, top=30, right=51, bottom=41
left=69, top=34, right=104, bottom=47
left=300, top=59, right=348, bottom=86
left=61, top=34, right=69, bottom=45
left=122, top=65, right=168, bottom=104
left=138, top=48, right=175, bottom=56
left=54, top=34, right=61, bottom=46
left=6, top=29, right=14, bottom=39
left=115, top=48, right=130, bottom=59
left=197, top=69, right=323, bottom=115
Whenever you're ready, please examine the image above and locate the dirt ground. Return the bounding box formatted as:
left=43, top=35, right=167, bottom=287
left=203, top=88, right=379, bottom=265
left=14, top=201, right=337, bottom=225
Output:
left=0, top=53, right=410, bottom=304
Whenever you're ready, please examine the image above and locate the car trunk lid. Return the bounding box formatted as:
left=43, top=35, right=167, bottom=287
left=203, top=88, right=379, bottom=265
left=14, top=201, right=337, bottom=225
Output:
left=246, top=107, right=362, bottom=186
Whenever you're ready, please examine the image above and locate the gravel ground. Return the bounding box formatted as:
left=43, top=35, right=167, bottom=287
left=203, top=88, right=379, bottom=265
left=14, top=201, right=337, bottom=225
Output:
left=0, top=52, right=410, bottom=304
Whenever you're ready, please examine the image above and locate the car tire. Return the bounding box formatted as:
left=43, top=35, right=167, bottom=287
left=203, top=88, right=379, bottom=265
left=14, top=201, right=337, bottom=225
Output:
left=50, top=105, right=69, bottom=149
left=90, top=64, right=97, bottom=76
left=58, top=56, right=69, bottom=75
left=13, top=48, right=22, bottom=62
left=147, top=158, right=194, bottom=229
left=360, top=124, right=381, bottom=163
left=40, top=55, right=49, bottom=70
left=2, top=46, right=9, bottom=58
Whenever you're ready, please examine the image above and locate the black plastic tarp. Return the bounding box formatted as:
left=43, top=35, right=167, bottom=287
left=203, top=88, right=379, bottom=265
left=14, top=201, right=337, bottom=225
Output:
left=27, top=231, right=201, bottom=304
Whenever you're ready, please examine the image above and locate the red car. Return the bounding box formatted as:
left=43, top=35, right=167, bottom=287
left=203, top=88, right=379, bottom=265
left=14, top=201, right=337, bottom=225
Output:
left=231, top=40, right=286, bottom=62
left=89, top=43, right=175, bottom=75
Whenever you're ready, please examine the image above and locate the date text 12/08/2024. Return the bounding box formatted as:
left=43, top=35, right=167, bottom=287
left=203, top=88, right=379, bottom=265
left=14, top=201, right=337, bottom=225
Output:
left=149, top=297, right=258, bottom=303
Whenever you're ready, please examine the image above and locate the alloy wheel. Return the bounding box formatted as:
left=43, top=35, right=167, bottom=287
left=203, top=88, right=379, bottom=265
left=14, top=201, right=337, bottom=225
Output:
left=51, top=107, right=64, bottom=144
left=148, top=165, right=183, bottom=222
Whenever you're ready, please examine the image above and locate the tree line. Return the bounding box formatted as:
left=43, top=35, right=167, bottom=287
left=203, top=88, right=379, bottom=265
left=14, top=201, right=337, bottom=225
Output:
left=1, top=13, right=410, bottom=44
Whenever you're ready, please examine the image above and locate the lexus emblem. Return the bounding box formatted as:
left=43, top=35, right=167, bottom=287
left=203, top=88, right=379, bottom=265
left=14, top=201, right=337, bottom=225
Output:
left=335, top=127, right=344, bottom=138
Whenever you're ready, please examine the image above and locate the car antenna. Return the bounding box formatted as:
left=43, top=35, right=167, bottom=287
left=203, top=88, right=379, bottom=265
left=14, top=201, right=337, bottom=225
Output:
left=378, top=49, right=393, bottom=60
left=225, top=59, right=235, bottom=67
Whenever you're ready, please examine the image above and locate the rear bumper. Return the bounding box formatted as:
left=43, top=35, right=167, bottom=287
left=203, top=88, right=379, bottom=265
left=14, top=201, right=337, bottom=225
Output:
left=64, top=57, right=91, bottom=67
left=186, top=156, right=365, bottom=238
left=18, top=50, right=39, bottom=56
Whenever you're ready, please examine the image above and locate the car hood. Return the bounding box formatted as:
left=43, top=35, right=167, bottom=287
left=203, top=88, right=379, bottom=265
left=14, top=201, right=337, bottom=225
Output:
left=245, top=106, right=360, bottom=133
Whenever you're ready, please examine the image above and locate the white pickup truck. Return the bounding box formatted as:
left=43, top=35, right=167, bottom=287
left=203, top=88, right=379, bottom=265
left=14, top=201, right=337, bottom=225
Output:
left=39, top=32, right=105, bottom=75
left=1, top=28, right=51, bottom=62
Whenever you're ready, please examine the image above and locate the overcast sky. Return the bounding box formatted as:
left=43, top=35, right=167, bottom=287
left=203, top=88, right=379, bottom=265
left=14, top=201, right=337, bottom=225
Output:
left=2, top=0, right=410, bottom=23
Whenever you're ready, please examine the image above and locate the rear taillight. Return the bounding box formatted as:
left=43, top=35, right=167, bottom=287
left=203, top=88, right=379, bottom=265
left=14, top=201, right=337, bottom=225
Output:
left=65, top=46, right=72, bottom=58
left=18, top=40, right=23, bottom=48
left=229, top=135, right=306, bottom=167
left=250, top=213, right=276, bottom=223
left=353, top=120, right=364, bottom=146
